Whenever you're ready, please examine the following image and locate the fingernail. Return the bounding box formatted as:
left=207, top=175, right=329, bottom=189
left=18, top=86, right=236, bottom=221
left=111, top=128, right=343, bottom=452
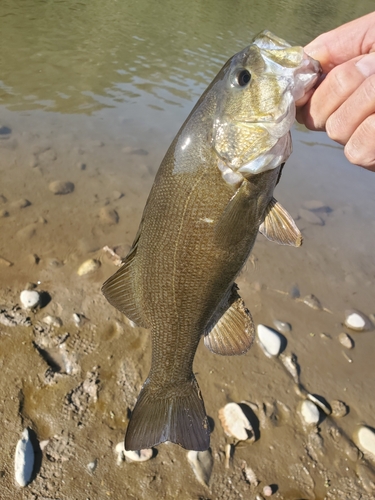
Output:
left=355, top=53, right=375, bottom=77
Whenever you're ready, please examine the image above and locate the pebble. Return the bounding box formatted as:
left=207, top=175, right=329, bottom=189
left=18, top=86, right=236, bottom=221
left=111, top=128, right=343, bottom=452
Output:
left=87, top=459, right=97, bottom=473
left=344, top=309, right=371, bottom=331
left=14, top=429, right=34, bottom=487
left=29, top=157, right=39, bottom=168
left=0, top=194, right=7, bottom=204
left=49, top=180, right=75, bottom=195
left=42, top=315, right=62, bottom=328
left=0, top=125, right=11, bottom=136
left=29, top=254, right=40, bottom=265
left=280, top=353, right=300, bottom=383
left=0, top=208, right=9, bottom=217
left=115, top=442, right=125, bottom=464
left=218, top=402, right=255, bottom=441
left=0, top=256, right=13, bottom=267
left=273, top=319, right=291, bottom=335
left=307, top=393, right=331, bottom=415
left=77, top=162, right=86, bottom=170
left=338, top=332, right=354, bottom=349
left=302, top=200, right=331, bottom=212
left=299, top=208, right=324, bottom=225
left=300, top=400, right=320, bottom=425
left=263, top=485, right=273, bottom=497
left=11, top=199, right=31, bottom=209
left=16, top=223, right=37, bottom=240
left=289, top=284, right=300, bottom=299
left=99, top=206, right=119, bottom=225
left=20, top=290, right=40, bottom=309
left=302, top=294, right=322, bottom=310
left=77, top=259, right=101, bottom=276
left=39, top=148, right=57, bottom=162
left=356, top=463, right=375, bottom=493
left=124, top=448, right=153, bottom=462
left=187, top=449, right=213, bottom=487
left=257, top=324, right=283, bottom=357
left=331, top=400, right=349, bottom=418
left=112, top=190, right=124, bottom=201
left=354, top=426, right=375, bottom=459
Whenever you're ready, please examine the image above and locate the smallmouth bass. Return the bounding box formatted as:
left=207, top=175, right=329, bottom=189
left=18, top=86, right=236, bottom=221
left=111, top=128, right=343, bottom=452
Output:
left=102, top=31, right=321, bottom=451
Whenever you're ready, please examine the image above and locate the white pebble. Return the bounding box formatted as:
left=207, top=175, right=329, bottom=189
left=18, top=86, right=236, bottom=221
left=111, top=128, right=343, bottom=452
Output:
left=355, top=427, right=375, bottom=459
left=338, top=332, right=354, bottom=349
left=218, top=402, right=254, bottom=441
left=42, top=315, right=62, bottom=328
left=257, top=324, right=282, bottom=357
left=124, top=448, right=153, bottom=462
left=300, top=400, right=320, bottom=425
left=77, top=259, right=101, bottom=276
left=263, top=485, right=273, bottom=496
left=15, top=429, right=34, bottom=487
left=187, top=449, right=213, bottom=486
left=20, top=290, right=40, bottom=309
left=344, top=310, right=368, bottom=331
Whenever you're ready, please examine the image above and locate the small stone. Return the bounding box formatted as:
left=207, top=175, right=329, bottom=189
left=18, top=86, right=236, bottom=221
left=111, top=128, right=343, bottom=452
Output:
left=289, top=284, right=300, bottom=299
left=300, top=400, right=320, bottom=425
left=0, top=125, right=11, bottom=136
left=99, top=206, right=119, bottom=225
left=299, top=208, right=324, bottom=225
left=73, top=313, right=88, bottom=327
left=115, top=442, right=125, bottom=464
left=29, top=254, right=40, bottom=265
left=42, top=315, right=62, bottom=328
left=112, top=191, right=124, bottom=201
left=187, top=449, right=213, bottom=487
left=273, top=319, right=291, bottom=334
left=0, top=209, right=9, bottom=217
left=218, top=402, right=254, bottom=441
left=11, top=199, right=31, bottom=209
left=331, top=400, right=349, bottom=418
left=263, top=485, right=273, bottom=497
left=302, top=200, right=331, bottom=212
left=307, top=394, right=331, bottom=415
left=344, top=309, right=371, bottom=331
left=16, top=224, right=37, bottom=240
left=77, top=259, right=101, bottom=276
left=39, top=148, right=57, bottom=162
left=14, top=429, right=35, bottom=487
left=302, top=294, right=322, bottom=310
left=29, top=157, right=39, bottom=168
left=77, top=162, right=86, bottom=170
left=0, top=256, right=13, bottom=267
left=124, top=448, right=153, bottom=462
left=355, top=427, right=375, bottom=459
left=49, top=180, right=74, bottom=195
left=0, top=194, right=7, bottom=204
left=20, top=290, right=40, bottom=309
left=257, top=324, right=283, bottom=357
left=87, top=459, right=97, bottom=473
left=338, top=332, right=354, bottom=349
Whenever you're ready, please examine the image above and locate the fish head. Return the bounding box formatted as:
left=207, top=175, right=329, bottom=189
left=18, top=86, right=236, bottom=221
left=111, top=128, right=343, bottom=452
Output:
left=212, top=30, right=321, bottom=177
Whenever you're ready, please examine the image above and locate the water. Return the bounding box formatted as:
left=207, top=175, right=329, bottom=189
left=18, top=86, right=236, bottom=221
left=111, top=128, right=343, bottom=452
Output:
left=1, top=2, right=375, bottom=498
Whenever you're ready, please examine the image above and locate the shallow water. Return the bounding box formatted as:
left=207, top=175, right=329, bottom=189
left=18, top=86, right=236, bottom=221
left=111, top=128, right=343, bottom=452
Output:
left=1, top=1, right=375, bottom=499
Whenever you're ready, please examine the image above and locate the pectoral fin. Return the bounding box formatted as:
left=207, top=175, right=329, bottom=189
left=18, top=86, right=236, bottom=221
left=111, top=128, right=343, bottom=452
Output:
left=204, top=284, right=254, bottom=356
left=259, top=197, right=302, bottom=247
left=101, top=242, right=148, bottom=328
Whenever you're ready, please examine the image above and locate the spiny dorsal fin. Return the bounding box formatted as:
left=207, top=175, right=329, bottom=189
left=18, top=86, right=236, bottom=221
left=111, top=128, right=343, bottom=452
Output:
left=204, top=284, right=254, bottom=356
left=259, top=197, right=303, bottom=247
left=102, top=247, right=148, bottom=328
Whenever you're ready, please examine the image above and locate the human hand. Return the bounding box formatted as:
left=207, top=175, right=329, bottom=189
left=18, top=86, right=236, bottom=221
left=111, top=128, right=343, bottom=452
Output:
left=296, top=12, right=375, bottom=171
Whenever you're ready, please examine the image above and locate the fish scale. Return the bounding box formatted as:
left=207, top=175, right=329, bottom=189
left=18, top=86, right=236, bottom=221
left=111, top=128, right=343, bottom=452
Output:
left=102, top=30, right=321, bottom=451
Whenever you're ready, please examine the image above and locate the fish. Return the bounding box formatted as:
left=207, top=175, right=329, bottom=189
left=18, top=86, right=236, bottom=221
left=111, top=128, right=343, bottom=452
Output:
left=102, top=30, right=321, bottom=452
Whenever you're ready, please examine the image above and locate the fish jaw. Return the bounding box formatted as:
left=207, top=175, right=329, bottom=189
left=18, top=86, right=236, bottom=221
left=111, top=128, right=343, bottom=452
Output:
left=211, top=30, right=321, bottom=177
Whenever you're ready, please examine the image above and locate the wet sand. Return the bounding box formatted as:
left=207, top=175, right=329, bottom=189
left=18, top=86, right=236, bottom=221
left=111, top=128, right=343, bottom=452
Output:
left=1, top=106, right=375, bottom=499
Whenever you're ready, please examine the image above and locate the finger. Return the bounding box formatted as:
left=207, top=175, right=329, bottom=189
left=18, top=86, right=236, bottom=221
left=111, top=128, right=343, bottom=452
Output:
left=304, top=12, right=375, bottom=72
left=344, top=113, right=375, bottom=171
left=326, top=71, right=375, bottom=144
left=297, top=53, right=375, bottom=131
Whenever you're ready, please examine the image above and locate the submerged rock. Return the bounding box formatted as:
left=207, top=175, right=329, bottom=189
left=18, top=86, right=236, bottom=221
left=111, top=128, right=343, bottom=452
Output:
left=49, top=180, right=75, bottom=195
left=14, top=429, right=34, bottom=487
left=299, top=208, right=324, bottom=225
left=338, top=332, right=354, bottom=349
left=302, top=294, right=322, bottom=310
left=273, top=319, right=291, bottom=334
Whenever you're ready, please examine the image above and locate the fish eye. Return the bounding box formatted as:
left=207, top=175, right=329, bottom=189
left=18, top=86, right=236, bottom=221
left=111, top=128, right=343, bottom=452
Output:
left=236, top=69, right=251, bottom=87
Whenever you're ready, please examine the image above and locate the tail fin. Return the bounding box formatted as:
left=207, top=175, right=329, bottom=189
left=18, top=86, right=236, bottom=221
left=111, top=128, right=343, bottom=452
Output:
left=125, top=377, right=210, bottom=451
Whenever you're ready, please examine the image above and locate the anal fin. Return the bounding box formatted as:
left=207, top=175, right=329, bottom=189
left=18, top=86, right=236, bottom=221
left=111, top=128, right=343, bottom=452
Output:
left=204, top=284, right=254, bottom=356
left=102, top=247, right=148, bottom=328
left=259, top=197, right=303, bottom=247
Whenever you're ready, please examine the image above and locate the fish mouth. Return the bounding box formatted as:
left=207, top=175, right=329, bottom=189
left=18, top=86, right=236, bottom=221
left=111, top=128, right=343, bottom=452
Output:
left=296, top=53, right=322, bottom=95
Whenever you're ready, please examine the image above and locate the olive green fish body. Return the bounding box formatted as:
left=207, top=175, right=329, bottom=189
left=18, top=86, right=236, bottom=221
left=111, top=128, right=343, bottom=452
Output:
left=102, top=31, right=321, bottom=451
